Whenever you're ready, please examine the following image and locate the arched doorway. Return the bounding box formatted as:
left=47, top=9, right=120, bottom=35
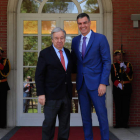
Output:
left=7, top=0, right=113, bottom=127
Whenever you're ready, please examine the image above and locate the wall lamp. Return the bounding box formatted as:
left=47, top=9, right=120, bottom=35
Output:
left=131, top=14, right=140, bottom=28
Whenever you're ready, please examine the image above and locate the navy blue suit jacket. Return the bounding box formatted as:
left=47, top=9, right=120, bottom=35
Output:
left=71, top=31, right=111, bottom=91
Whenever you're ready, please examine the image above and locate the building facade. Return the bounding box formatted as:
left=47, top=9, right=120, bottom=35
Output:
left=0, top=0, right=140, bottom=127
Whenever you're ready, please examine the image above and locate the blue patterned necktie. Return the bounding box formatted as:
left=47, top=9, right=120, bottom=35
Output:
left=82, top=37, right=87, bottom=58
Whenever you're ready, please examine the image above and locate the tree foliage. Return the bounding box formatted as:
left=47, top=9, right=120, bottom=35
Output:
left=83, top=0, right=99, bottom=13
left=20, top=0, right=40, bottom=13
left=42, top=1, right=68, bottom=13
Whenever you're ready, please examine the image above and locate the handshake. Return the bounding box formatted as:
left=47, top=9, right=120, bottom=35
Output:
left=120, top=62, right=126, bottom=71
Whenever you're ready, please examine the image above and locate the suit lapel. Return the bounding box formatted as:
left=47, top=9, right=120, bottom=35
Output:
left=84, top=31, right=95, bottom=58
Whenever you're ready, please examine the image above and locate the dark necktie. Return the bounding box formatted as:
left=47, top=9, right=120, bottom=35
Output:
left=82, top=37, right=87, bottom=58
left=59, top=50, right=66, bottom=71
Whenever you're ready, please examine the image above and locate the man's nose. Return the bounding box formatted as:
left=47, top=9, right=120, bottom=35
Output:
left=58, top=38, right=61, bottom=42
left=81, top=23, right=85, bottom=27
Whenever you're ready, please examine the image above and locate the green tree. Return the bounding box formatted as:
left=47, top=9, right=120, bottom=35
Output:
left=83, top=0, right=99, bottom=13
left=24, top=36, right=38, bottom=50
left=23, top=36, right=38, bottom=81
left=42, top=36, right=52, bottom=50
left=20, top=0, right=40, bottom=13
left=42, top=0, right=73, bottom=13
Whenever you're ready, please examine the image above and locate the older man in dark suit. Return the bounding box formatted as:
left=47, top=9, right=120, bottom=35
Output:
left=35, top=27, right=72, bottom=140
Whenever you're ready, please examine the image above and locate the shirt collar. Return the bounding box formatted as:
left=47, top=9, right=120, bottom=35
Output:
left=53, top=45, right=64, bottom=52
left=81, top=30, right=92, bottom=41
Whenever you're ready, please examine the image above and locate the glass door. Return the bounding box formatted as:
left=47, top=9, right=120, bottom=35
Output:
left=17, top=0, right=102, bottom=126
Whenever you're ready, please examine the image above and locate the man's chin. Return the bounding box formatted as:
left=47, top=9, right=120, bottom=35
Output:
left=57, top=46, right=63, bottom=50
left=80, top=31, right=88, bottom=36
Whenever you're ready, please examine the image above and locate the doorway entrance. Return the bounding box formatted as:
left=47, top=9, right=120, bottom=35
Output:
left=17, top=0, right=103, bottom=126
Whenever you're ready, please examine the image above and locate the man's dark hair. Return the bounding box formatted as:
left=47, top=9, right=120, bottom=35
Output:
left=77, top=13, right=90, bottom=21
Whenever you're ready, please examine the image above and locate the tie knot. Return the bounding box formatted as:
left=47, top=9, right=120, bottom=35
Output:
left=83, top=37, right=86, bottom=40
left=59, top=50, right=63, bottom=53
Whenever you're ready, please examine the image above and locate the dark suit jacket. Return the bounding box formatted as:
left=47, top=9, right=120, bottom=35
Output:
left=35, top=46, right=72, bottom=100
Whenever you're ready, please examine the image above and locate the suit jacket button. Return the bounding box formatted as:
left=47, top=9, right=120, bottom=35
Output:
left=65, top=82, right=67, bottom=84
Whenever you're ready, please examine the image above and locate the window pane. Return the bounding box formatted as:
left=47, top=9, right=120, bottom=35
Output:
left=71, top=99, right=78, bottom=113
left=64, top=36, right=75, bottom=50
left=23, top=36, right=38, bottom=50
left=42, top=36, right=52, bottom=50
left=42, top=0, right=78, bottom=13
left=80, top=0, right=100, bottom=13
left=23, top=99, right=38, bottom=113
left=42, top=21, right=56, bottom=34
left=23, top=68, right=36, bottom=82
left=91, top=21, right=96, bottom=32
left=24, top=21, right=38, bottom=34
left=64, top=21, right=78, bottom=34
left=23, top=83, right=37, bottom=97
left=20, top=0, right=43, bottom=13
left=23, top=52, right=38, bottom=66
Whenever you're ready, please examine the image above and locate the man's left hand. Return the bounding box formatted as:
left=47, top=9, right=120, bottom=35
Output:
left=98, top=84, right=106, bottom=96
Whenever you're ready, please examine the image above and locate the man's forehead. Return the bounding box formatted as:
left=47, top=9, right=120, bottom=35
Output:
left=53, top=31, right=64, bottom=36
left=78, top=17, right=88, bottom=22
left=53, top=35, right=65, bottom=39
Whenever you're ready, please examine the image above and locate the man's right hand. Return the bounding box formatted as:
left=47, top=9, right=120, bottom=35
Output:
left=38, top=95, right=45, bottom=105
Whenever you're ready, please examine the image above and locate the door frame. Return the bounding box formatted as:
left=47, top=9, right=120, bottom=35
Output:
left=17, top=15, right=102, bottom=126
left=7, top=0, right=113, bottom=127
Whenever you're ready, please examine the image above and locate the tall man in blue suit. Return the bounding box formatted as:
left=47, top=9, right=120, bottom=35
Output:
left=71, top=13, right=111, bottom=140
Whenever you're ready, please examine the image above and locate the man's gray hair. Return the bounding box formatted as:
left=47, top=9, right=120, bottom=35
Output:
left=51, top=27, right=66, bottom=39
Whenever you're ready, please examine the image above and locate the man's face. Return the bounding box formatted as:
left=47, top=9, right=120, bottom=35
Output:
left=52, top=31, right=65, bottom=50
left=77, top=16, right=91, bottom=36
left=115, top=53, right=121, bottom=61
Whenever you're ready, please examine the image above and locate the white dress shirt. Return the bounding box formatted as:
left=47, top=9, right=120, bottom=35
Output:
left=79, top=30, right=92, bottom=54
